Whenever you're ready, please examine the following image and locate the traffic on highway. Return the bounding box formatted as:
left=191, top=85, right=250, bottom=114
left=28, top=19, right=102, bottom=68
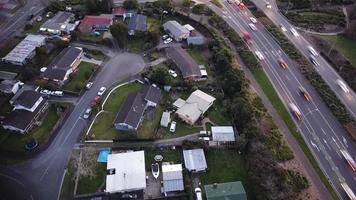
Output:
left=221, top=0, right=356, bottom=199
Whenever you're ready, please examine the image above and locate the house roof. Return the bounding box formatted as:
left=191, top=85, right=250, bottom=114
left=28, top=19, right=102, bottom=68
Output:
left=2, top=99, right=47, bottom=132
left=186, top=90, right=215, bottom=113
left=43, top=68, right=68, bottom=81
left=40, top=11, right=74, bottom=31
left=112, top=7, right=125, bottom=16
left=160, top=111, right=170, bottom=127
left=128, top=14, right=147, bottom=32
left=48, top=46, right=82, bottom=69
left=141, top=85, right=161, bottom=105
left=183, top=149, right=207, bottom=172
left=173, top=98, right=186, bottom=108
left=9, top=84, right=38, bottom=104
left=0, top=80, right=18, bottom=93
left=165, top=46, right=202, bottom=79
left=162, top=164, right=184, bottom=193
left=176, top=102, right=201, bottom=125
left=204, top=181, right=247, bottom=200
left=106, top=151, right=146, bottom=193
left=183, top=24, right=195, bottom=31
left=114, top=92, right=146, bottom=129
left=79, top=15, right=112, bottom=32
left=211, top=126, right=235, bottom=142
left=163, top=21, right=189, bottom=38
left=13, top=90, right=42, bottom=109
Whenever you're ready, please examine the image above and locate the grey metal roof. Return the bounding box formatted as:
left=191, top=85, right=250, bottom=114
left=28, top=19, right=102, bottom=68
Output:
left=183, top=149, right=207, bottom=172
left=128, top=14, right=147, bottom=32
left=165, top=46, right=201, bottom=79
left=212, top=126, right=235, bottom=142
left=0, top=80, right=18, bottom=94
left=162, top=164, right=184, bottom=193
left=160, top=111, right=170, bottom=127
left=13, top=90, right=42, bottom=109
left=141, top=85, right=161, bottom=105
left=163, top=20, right=189, bottom=38
left=48, top=46, right=82, bottom=69
left=114, top=92, right=146, bottom=129
left=40, top=11, right=74, bottom=31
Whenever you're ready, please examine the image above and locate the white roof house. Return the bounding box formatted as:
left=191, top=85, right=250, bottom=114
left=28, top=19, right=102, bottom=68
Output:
left=160, top=111, right=171, bottom=127
left=2, top=34, right=46, bottom=65
left=211, top=126, right=235, bottom=142
left=163, top=20, right=190, bottom=41
left=106, top=151, right=146, bottom=193
left=162, top=163, right=184, bottom=193
left=183, top=24, right=195, bottom=32
left=183, top=149, right=207, bottom=172
left=175, top=90, right=215, bottom=125
left=173, top=98, right=186, bottom=108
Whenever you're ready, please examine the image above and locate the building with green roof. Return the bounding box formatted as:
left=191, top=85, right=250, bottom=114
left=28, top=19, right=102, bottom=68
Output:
left=204, top=181, right=247, bottom=200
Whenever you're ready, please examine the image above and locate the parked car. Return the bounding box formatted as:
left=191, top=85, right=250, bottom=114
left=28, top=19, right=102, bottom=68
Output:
left=280, top=24, right=287, bottom=32
left=308, top=46, right=318, bottom=56
left=40, top=89, right=51, bottom=95
left=309, top=56, right=319, bottom=66
left=195, top=188, right=203, bottom=200
left=255, top=51, right=264, bottom=60
left=336, top=79, right=350, bottom=93
left=290, top=27, right=299, bottom=37
left=86, top=82, right=93, bottom=89
left=164, top=38, right=173, bottom=44
left=170, top=121, right=176, bottom=133
left=52, top=91, right=64, bottom=97
left=168, top=69, right=178, bottom=78
left=250, top=17, right=257, bottom=24
left=83, top=107, right=92, bottom=119
left=249, top=23, right=257, bottom=31
left=162, top=35, right=169, bottom=40
left=98, top=87, right=106, bottom=96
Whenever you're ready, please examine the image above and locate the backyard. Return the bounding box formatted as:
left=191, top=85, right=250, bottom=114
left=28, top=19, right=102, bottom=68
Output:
left=63, top=62, right=95, bottom=93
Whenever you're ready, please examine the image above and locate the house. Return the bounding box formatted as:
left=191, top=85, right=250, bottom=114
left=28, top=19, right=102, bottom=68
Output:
left=166, top=46, right=206, bottom=81
left=114, top=85, right=162, bottom=131
left=39, top=11, right=76, bottom=34
left=9, top=84, right=39, bottom=104
left=183, top=149, right=207, bottom=172
left=2, top=34, right=46, bottom=65
left=128, top=14, right=147, bottom=35
left=0, top=80, right=22, bottom=95
left=162, top=163, right=184, bottom=194
left=211, top=126, right=235, bottom=143
left=112, top=7, right=125, bottom=17
left=106, top=151, right=146, bottom=193
left=163, top=21, right=190, bottom=41
left=204, top=181, right=247, bottom=200
left=175, top=90, right=215, bottom=125
left=42, top=46, right=83, bottom=85
left=78, top=15, right=113, bottom=33
left=1, top=91, right=48, bottom=134
left=160, top=111, right=171, bottom=127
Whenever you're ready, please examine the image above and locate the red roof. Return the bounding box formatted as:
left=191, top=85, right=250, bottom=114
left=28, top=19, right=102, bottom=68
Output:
left=112, top=7, right=125, bottom=16
left=79, top=16, right=113, bottom=32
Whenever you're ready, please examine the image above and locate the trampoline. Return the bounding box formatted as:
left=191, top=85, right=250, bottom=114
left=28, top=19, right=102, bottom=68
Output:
left=97, top=148, right=111, bottom=163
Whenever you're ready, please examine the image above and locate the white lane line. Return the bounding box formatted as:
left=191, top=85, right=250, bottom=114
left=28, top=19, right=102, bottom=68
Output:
left=285, top=74, right=290, bottom=81
left=342, top=136, right=348, bottom=148
left=323, top=139, right=331, bottom=150
left=311, top=140, right=320, bottom=152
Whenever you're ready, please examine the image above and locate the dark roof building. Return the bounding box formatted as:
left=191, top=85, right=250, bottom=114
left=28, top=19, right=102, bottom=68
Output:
left=13, top=90, right=43, bottom=111
left=39, top=11, right=75, bottom=34
left=128, top=14, right=147, bottom=35
left=165, top=46, right=202, bottom=81
left=9, top=84, right=39, bottom=104
left=204, top=181, right=247, bottom=200
left=0, top=80, right=21, bottom=95
left=141, top=85, right=162, bottom=106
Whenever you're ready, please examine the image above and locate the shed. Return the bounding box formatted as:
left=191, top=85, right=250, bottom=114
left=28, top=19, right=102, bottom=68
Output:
left=162, top=163, right=184, bottom=193
left=183, top=149, right=207, bottom=172
left=204, top=181, right=247, bottom=200
left=211, top=126, right=235, bottom=142
left=160, top=111, right=171, bottom=127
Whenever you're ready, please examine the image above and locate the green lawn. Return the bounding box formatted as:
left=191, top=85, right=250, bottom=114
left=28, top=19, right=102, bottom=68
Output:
left=318, top=35, right=356, bottom=68
left=207, top=104, right=231, bottom=126
left=0, top=104, right=61, bottom=153
left=23, top=18, right=45, bottom=34
left=147, top=17, right=160, bottom=32
left=160, top=121, right=202, bottom=139
left=137, top=106, right=164, bottom=139
left=77, top=162, right=106, bottom=195
left=127, top=37, right=146, bottom=53
left=86, top=49, right=106, bottom=60
left=187, top=48, right=209, bottom=66
left=63, top=62, right=95, bottom=93
left=144, top=149, right=183, bottom=170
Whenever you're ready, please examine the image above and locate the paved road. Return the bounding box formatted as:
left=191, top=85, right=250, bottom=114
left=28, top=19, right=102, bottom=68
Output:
left=0, top=52, right=145, bottom=200
left=201, top=1, right=356, bottom=199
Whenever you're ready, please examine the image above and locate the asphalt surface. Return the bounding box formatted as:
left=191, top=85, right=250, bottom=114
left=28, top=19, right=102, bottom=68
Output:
left=0, top=52, right=145, bottom=199
left=201, top=1, right=356, bottom=199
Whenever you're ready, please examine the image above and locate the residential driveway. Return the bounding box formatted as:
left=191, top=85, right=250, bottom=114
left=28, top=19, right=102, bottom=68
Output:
left=0, top=52, right=145, bottom=200
left=81, top=56, right=103, bottom=65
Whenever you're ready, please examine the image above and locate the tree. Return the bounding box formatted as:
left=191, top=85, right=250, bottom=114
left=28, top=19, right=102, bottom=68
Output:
left=153, top=0, right=172, bottom=11
left=34, top=45, right=48, bottom=65
left=47, top=0, right=66, bottom=12
left=149, top=66, right=171, bottom=85
left=123, top=0, right=139, bottom=10
left=110, top=22, right=128, bottom=47
left=85, top=0, right=112, bottom=14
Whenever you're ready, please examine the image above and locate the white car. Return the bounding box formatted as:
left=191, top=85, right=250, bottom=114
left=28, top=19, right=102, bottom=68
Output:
left=289, top=103, right=302, bottom=121
left=162, top=34, right=169, bottom=40
left=52, top=91, right=64, bottom=97
left=164, top=38, right=173, bottom=44
left=86, top=82, right=93, bottom=89
left=280, top=24, right=287, bottom=32
left=336, top=79, right=349, bottom=93
left=249, top=23, right=257, bottom=31
left=290, top=28, right=299, bottom=37
left=266, top=2, right=272, bottom=9
left=168, top=69, right=178, bottom=77
left=307, top=46, right=318, bottom=56
left=195, top=188, right=203, bottom=200
left=98, top=87, right=106, bottom=96
left=40, top=89, right=51, bottom=95
left=255, top=51, right=264, bottom=60
left=169, top=121, right=176, bottom=133
left=250, top=17, right=257, bottom=24
left=83, top=107, right=92, bottom=119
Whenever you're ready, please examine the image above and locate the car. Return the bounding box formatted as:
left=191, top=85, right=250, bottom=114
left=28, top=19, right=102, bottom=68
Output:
left=86, top=82, right=93, bottom=89
left=266, top=2, right=272, bottom=9
left=278, top=58, right=288, bottom=69
left=195, top=188, right=203, bottom=200
left=91, top=96, right=102, bottom=106
left=250, top=17, right=257, bottom=24
left=249, top=23, right=257, bottom=31
left=307, top=46, right=318, bottom=56
left=310, top=56, right=319, bottom=66
left=255, top=51, right=264, bottom=60
left=46, top=12, right=53, bottom=18
left=98, top=87, right=106, bottom=96
left=280, top=24, right=287, bottom=32
left=169, top=121, right=176, bottom=133
left=52, top=91, right=64, bottom=97
left=289, top=103, right=302, bottom=121
left=168, top=69, right=178, bottom=77
left=299, top=86, right=311, bottom=101
left=290, top=28, right=299, bottom=37
left=40, top=89, right=51, bottom=95
left=83, top=108, right=92, bottom=119
left=162, top=35, right=169, bottom=40
left=25, top=138, right=38, bottom=151
left=164, top=38, right=173, bottom=44
left=336, top=79, right=349, bottom=93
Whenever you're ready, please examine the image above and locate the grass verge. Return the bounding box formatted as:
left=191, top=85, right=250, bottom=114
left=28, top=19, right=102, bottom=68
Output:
left=63, top=62, right=95, bottom=93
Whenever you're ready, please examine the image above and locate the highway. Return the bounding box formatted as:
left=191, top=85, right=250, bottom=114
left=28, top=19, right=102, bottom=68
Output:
left=251, top=0, right=356, bottom=120
left=204, top=1, right=356, bottom=199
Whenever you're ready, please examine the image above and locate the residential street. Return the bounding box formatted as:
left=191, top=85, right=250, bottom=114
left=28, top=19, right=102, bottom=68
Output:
left=0, top=51, right=145, bottom=200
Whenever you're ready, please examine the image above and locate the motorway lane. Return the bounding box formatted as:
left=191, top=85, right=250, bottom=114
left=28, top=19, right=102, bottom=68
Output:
left=0, top=53, right=145, bottom=199
left=218, top=2, right=356, bottom=199
left=252, top=0, right=356, bottom=120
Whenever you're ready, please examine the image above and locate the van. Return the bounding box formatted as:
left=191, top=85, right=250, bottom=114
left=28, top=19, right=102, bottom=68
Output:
left=195, top=188, right=203, bottom=200
left=53, top=91, right=64, bottom=96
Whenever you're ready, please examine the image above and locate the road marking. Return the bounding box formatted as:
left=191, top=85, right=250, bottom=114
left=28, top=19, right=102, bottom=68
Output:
left=310, top=140, right=320, bottom=152
left=285, top=74, right=290, bottom=80
left=332, top=137, right=341, bottom=149
left=342, top=136, right=348, bottom=148
left=323, top=139, right=331, bottom=150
